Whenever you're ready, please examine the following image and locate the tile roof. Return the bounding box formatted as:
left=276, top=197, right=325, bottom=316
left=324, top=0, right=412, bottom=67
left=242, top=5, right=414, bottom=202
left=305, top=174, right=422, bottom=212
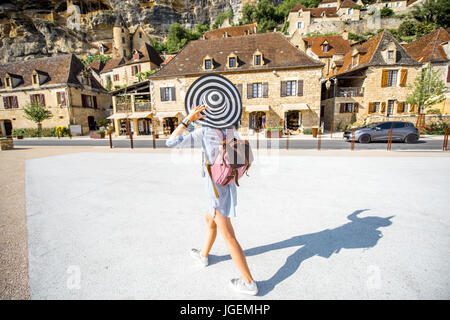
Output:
left=320, top=0, right=338, bottom=3
left=204, top=23, right=258, bottom=40
left=339, top=0, right=358, bottom=8
left=303, top=35, right=351, bottom=57
left=150, top=32, right=323, bottom=78
left=100, top=57, right=125, bottom=73
left=332, top=31, right=421, bottom=77
left=0, top=54, right=105, bottom=91
left=403, top=28, right=450, bottom=63
left=88, top=60, right=105, bottom=74
left=125, top=42, right=164, bottom=66
left=291, top=5, right=338, bottom=17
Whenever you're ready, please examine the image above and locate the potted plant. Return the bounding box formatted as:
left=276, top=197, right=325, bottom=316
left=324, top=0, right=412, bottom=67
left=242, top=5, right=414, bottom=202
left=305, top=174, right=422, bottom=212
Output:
left=266, top=126, right=283, bottom=138
left=90, top=130, right=105, bottom=139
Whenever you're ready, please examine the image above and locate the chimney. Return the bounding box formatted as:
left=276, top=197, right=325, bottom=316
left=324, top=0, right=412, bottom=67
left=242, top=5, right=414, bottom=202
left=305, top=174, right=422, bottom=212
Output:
left=342, top=30, right=348, bottom=40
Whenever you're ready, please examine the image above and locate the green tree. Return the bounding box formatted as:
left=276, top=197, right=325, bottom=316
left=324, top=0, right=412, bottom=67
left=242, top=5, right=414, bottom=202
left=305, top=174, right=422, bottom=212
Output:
left=23, top=101, right=53, bottom=136
left=135, top=69, right=158, bottom=81
left=406, top=65, right=446, bottom=113
left=105, top=76, right=112, bottom=91
left=411, top=0, right=450, bottom=28
left=212, top=10, right=234, bottom=29
left=79, top=54, right=111, bottom=67
left=164, top=23, right=207, bottom=53
left=380, top=7, right=394, bottom=18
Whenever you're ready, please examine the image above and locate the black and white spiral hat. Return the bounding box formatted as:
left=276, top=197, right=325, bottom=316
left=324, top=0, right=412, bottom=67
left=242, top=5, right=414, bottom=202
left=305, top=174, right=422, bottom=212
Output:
left=185, top=74, right=242, bottom=129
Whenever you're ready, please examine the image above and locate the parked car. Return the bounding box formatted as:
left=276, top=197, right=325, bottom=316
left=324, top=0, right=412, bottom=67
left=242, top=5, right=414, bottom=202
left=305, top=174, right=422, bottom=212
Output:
left=343, top=121, right=419, bottom=144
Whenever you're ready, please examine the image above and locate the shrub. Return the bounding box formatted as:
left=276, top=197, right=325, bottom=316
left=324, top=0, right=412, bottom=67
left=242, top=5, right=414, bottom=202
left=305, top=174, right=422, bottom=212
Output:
left=380, top=7, right=394, bottom=18
left=12, top=127, right=69, bottom=138
left=303, top=128, right=312, bottom=134
left=266, top=126, right=283, bottom=132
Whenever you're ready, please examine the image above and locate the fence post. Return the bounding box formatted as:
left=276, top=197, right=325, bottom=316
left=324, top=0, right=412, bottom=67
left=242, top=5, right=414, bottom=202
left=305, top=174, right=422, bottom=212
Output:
left=318, top=130, right=321, bottom=151
left=126, top=119, right=134, bottom=149
left=68, top=126, right=72, bottom=139
left=109, top=132, right=113, bottom=149
left=256, top=128, right=259, bottom=150
left=286, top=130, right=289, bottom=150
left=351, top=129, right=355, bottom=151
left=387, top=127, right=393, bottom=151
left=443, top=128, right=449, bottom=151
left=330, top=123, right=334, bottom=139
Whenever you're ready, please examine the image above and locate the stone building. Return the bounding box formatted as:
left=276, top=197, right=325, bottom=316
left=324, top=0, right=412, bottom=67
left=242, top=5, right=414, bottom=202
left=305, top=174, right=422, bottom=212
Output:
left=298, top=34, right=351, bottom=77
left=403, top=28, right=450, bottom=114
left=99, top=43, right=163, bottom=88
left=287, top=5, right=340, bottom=36
left=147, top=32, right=324, bottom=135
left=372, top=0, right=409, bottom=12
left=0, top=54, right=111, bottom=136
left=321, top=31, right=422, bottom=130
left=203, top=23, right=258, bottom=40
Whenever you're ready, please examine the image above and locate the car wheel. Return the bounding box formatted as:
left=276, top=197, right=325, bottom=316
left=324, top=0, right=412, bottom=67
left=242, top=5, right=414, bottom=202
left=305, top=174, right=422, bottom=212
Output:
left=404, top=134, right=418, bottom=144
left=358, top=134, right=371, bottom=144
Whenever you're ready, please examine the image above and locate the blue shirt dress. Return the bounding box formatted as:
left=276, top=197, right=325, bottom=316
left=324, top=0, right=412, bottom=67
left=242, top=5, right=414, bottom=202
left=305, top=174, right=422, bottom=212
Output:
left=166, top=126, right=239, bottom=218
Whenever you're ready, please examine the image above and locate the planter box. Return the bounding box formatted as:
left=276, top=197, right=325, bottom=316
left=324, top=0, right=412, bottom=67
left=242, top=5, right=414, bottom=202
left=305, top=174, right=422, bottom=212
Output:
left=0, top=137, right=14, bottom=150
left=17, top=135, right=24, bottom=139
left=266, top=131, right=282, bottom=138
left=90, top=132, right=105, bottom=139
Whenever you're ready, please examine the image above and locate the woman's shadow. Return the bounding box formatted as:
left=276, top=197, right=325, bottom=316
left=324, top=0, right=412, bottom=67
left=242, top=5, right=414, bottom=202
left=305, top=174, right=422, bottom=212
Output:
left=209, top=209, right=393, bottom=296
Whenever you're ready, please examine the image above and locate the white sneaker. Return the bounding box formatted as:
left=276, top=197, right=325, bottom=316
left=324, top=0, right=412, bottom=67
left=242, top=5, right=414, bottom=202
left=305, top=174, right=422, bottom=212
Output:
left=190, top=248, right=209, bottom=267
left=229, top=278, right=258, bottom=296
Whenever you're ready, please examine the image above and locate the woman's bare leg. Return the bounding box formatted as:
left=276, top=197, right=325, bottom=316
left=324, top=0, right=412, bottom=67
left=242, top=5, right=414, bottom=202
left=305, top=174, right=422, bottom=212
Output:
left=200, top=212, right=217, bottom=257
left=214, top=209, right=253, bottom=283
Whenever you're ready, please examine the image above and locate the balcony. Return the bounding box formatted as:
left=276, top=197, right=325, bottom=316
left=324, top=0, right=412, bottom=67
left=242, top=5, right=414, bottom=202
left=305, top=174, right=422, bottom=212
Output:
left=116, top=103, right=132, bottom=113
left=337, top=87, right=364, bottom=97
left=135, top=102, right=152, bottom=111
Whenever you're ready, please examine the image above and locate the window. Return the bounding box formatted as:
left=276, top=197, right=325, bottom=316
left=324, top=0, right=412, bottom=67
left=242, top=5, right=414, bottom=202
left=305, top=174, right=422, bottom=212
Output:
left=229, top=57, right=236, bottom=68
left=252, top=83, right=262, bottom=98
left=32, top=74, right=38, bottom=84
left=113, top=74, right=119, bottom=81
left=286, top=81, right=297, bottom=96
left=139, top=32, right=142, bottom=38
left=161, top=87, right=175, bottom=101
left=296, top=22, right=304, bottom=29
left=205, top=59, right=211, bottom=69
left=379, top=122, right=393, bottom=130
left=123, top=49, right=126, bottom=57
left=56, top=91, right=66, bottom=106
left=3, top=96, right=18, bottom=109
left=82, top=94, right=93, bottom=108
left=372, top=102, right=380, bottom=113
left=387, top=100, right=395, bottom=115
left=132, top=65, right=139, bottom=75
left=347, top=8, right=354, bottom=15
left=5, top=77, right=11, bottom=87
left=396, top=2, right=402, bottom=7
left=388, top=50, right=394, bottom=59
left=397, top=101, right=405, bottom=113
left=387, top=70, right=398, bottom=87
left=323, top=44, right=330, bottom=52
left=30, top=94, right=45, bottom=106
left=344, top=103, right=353, bottom=113
left=298, top=11, right=302, bottom=17
left=254, top=55, right=261, bottom=66
left=122, top=37, right=125, bottom=44
left=393, top=122, right=406, bottom=128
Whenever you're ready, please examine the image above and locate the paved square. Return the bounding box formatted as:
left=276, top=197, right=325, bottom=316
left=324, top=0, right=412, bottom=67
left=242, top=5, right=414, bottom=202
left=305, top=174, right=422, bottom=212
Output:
left=25, top=151, right=450, bottom=299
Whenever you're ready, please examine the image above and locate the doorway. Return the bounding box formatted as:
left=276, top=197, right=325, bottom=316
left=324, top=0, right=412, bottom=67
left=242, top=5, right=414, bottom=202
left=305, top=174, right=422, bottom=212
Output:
left=1, top=120, right=13, bottom=136
left=138, top=118, right=152, bottom=135
left=88, top=116, right=97, bottom=131
left=162, top=117, right=178, bottom=135
left=249, top=112, right=266, bottom=131
left=285, top=111, right=302, bottom=130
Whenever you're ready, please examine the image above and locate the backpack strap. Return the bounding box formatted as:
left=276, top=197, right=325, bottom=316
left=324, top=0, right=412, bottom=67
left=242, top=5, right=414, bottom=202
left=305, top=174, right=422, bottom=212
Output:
left=201, top=135, right=219, bottom=199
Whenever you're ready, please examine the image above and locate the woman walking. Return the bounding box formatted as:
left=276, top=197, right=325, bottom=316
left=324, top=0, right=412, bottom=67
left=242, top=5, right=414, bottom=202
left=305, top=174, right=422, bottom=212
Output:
left=166, top=104, right=258, bottom=296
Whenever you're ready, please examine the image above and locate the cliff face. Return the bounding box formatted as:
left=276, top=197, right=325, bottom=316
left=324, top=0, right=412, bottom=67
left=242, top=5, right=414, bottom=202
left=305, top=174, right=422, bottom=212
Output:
left=0, top=0, right=251, bottom=63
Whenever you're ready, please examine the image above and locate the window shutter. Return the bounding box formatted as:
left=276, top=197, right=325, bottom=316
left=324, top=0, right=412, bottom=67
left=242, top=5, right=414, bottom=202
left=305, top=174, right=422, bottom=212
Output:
left=368, top=102, right=373, bottom=114
left=138, top=64, right=141, bottom=72
left=13, top=96, right=18, bottom=108
left=236, top=84, right=243, bottom=97
left=280, top=81, right=287, bottom=97
left=381, top=102, right=386, bottom=113
left=81, top=94, right=87, bottom=108
left=381, top=70, right=389, bottom=87
left=297, top=80, right=304, bottom=96
left=247, top=83, right=253, bottom=99
left=60, top=92, right=66, bottom=106
left=263, top=82, right=269, bottom=98
left=30, top=94, right=34, bottom=104
left=160, top=88, right=165, bottom=101
left=93, top=96, right=98, bottom=109
left=339, top=103, right=345, bottom=113
left=3, top=97, right=9, bottom=109
left=39, top=94, right=45, bottom=106
left=400, top=69, right=407, bottom=87
left=171, top=87, right=176, bottom=101
left=447, top=66, right=450, bottom=83
left=354, top=103, right=359, bottom=113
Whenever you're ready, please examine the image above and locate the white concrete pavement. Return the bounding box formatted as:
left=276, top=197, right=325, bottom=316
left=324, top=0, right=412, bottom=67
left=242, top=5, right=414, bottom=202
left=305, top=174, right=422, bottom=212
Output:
left=25, top=150, right=450, bottom=299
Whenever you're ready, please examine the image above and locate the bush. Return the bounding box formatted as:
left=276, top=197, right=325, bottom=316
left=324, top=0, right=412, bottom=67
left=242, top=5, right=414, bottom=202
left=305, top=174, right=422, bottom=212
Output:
left=303, top=128, right=312, bottom=135
left=423, top=121, right=449, bottom=135
left=380, top=7, right=394, bottom=18
left=12, top=127, right=69, bottom=138
left=266, top=126, right=283, bottom=132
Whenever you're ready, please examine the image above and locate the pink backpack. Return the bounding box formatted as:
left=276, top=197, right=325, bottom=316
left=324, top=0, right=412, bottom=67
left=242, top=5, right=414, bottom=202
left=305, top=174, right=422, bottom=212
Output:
left=206, top=129, right=254, bottom=189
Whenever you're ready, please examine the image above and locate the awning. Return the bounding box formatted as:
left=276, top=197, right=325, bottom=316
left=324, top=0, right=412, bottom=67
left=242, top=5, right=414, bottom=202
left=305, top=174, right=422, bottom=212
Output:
left=128, top=112, right=152, bottom=119
left=245, top=105, right=270, bottom=112
left=281, top=104, right=309, bottom=112
left=154, top=111, right=182, bottom=119
left=107, top=113, right=130, bottom=120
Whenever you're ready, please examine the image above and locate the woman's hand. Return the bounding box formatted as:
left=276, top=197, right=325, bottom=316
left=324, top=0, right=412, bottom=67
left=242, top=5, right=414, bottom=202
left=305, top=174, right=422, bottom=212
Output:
left=187, top=104, right=208, bottom=122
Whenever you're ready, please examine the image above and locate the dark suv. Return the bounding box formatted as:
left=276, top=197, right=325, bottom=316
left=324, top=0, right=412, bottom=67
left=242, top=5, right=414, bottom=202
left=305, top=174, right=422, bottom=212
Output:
left=343, top=121, right=419, bottom=144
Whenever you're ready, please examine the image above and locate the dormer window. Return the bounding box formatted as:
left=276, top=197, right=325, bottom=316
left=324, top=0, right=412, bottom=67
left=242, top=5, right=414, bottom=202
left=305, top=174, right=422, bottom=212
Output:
left=298, top=10, right=302, bottom=17
left=32, top=74, right=38, bottom=84
left=226, top=53, right=238, bottom=69
left=245, top=30, right=249, bottom=35
left=347, top=8, right=354, bottom=15
left=5, top=76, right=11, bottom=87
left=388, top=50, right=394, bottom=59
left=100, top=46, right=104, bottom=54
left=322, top=41, right=330, bottom=53
left=223, top=32, right=228, bottom=38
left=253, top=50, right=264, bottom=66
left=203, top=56, right=213, bottom=70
